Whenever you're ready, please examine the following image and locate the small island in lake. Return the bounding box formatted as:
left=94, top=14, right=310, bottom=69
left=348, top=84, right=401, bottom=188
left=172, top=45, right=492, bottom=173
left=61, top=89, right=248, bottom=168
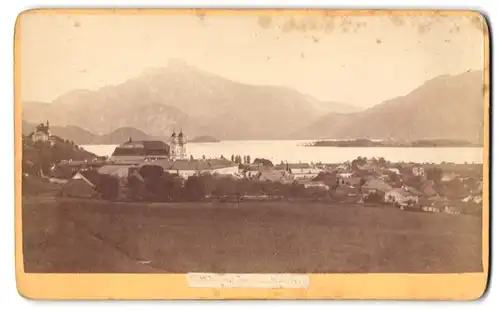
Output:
left=306, top=139, right=482, bottom=148
left=188, top=135, right=220, bottom=143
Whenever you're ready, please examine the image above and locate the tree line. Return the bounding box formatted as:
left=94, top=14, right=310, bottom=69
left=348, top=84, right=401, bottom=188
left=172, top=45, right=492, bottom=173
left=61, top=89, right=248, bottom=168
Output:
left=230, top=154, right=251, bottom=165
left=81, top=166, right=332, bottom=203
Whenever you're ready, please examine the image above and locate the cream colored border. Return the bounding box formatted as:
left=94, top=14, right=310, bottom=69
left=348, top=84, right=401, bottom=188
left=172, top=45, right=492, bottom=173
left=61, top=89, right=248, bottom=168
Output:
left=14, top=9, right=490, bottom=300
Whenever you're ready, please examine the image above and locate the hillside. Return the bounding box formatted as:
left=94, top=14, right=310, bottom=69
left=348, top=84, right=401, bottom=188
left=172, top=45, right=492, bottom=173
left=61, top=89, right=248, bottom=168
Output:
left=92, top=127, right=155, bottom=144
left=310, top=100, right=363, bottom=114
left=23, top=121, right=98, bottom=144
left=22, top=135, right=97, bottom=175
left=188, top=135, right=220, bottom=143
left=295, top=71, right=485, bottom=144
left=22, top=121, right=168, bottom=145
left=21, top=59, right=357, bottom=140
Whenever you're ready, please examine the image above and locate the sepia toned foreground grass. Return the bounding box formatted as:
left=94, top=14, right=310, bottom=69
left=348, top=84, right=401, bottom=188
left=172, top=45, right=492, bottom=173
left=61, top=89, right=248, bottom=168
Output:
left=22, top=199, right=483, bottom=273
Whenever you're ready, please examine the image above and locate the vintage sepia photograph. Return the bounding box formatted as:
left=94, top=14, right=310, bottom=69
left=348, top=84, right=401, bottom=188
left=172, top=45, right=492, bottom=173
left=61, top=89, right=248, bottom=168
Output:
left=16, top=9, right=489, bottom=297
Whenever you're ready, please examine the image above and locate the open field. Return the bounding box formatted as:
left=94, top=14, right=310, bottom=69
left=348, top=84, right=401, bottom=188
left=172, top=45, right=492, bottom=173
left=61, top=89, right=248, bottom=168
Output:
left=22, top=198, right=483, bottom=273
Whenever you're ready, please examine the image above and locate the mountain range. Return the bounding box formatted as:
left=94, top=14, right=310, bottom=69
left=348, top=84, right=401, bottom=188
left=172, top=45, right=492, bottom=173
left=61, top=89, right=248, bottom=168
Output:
left=293, top=70, right=485, bottom=143
left=22, top=122, right=157, bottom=145
left=21, top=59, right=485, bottom=145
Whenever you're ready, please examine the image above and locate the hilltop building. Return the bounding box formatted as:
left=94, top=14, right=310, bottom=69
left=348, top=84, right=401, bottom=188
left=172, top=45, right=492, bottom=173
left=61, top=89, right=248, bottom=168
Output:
left=31, top=121, right=52, bottom=144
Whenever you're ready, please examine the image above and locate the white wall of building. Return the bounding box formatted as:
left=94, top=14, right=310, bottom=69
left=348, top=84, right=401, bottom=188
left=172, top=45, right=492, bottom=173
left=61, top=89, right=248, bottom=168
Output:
left=165, top=165, right=239, bottom=179
left=213, top=165, right=239, bottom=175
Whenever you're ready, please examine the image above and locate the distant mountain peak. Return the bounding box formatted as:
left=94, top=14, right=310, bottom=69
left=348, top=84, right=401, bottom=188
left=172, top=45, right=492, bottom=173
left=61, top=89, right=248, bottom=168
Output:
left=295, top=70, right=485, bottom=143
left=53, top=88, right=92, bottom=104
left=167, top=58, right=190, bottom=69
left=141, top=59, right=205, bottom=78
left=22, top=60, right=374, bottom=140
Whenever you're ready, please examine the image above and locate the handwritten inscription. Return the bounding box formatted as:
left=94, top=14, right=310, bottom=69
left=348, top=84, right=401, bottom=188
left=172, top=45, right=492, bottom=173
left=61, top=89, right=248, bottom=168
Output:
left=187, top=273, right=310, bottom=289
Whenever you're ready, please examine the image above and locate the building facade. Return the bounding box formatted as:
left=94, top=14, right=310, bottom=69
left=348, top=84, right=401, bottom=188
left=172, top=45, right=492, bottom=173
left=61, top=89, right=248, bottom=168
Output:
left=170, top=130, right=187, bottom=160
left=31, top=121, right=51, bottom=143
left=109, top=139, right=171, bottom=163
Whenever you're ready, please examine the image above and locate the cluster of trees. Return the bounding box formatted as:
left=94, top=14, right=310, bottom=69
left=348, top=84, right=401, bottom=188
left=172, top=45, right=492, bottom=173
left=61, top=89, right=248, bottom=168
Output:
left=252, top=158, right=274, bottom=167
left=312, top=172, right=340, bottom=188
left=89, top=168, right=332, bottom=202
left=350, top=156, right=388, bottom=169
left=230, top=154, right=251, bottom=164
left=425, top=167, right=444, bottom=183
left=80, top=169, right=121, bottom=200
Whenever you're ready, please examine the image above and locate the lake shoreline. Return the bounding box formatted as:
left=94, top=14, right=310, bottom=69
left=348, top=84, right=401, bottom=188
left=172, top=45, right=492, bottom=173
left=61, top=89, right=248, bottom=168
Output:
left=305, top=145, right=483, bottom=148
left=304, top=139, right=483, bottom=148
left=81, top=141, right=484, bottom=165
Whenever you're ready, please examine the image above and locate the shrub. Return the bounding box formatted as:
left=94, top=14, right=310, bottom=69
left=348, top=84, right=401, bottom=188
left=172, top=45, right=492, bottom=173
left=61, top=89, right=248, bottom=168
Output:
left=183, top=175, right=206, bottom=201
left=253, top=158, right=274, bottom=167
left=94, top=174, right=120, bottom=200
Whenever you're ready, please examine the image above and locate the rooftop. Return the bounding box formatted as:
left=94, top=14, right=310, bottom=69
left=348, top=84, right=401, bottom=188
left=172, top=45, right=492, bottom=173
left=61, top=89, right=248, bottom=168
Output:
left=362, top=179, right=392, bottom=192
left=146, top=158, right=236, bottom=171
left=389, top=188, right=414, bottom=197
left=112, top=140, right=170, bottom=157
left=275, top=163, right=312, bottom=170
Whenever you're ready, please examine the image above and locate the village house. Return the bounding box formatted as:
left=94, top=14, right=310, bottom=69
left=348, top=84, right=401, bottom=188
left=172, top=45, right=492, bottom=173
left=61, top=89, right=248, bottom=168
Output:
left=386, top=168, right=401, bottom=175
left=98, top=164, right=137, bottom=178
left=334, top=164, right=350, bottom=172
left=443, top=205, right=462, bottom=215
left=441, top=172, right=460, bottom=182
left=361, top=179, right=392, bottom=201
left=462, top=195, right=483, bottom=205
left=337, top=176, right=362, bottom=187
left=378, top=174, right=391, bottom=182
left=357, top=162, right=379, bottom=173
left=60, top=172, right=98, bottom=199
left=333, top=185, right=359, bottom=199
left=337, top=172, right=354, bottom=179
left=151, top=158, right=240, bottom=179
left=297, top=180, right=330, bottom=190
left=421, top=198, right=439, bottom=212
left=423, top=195, right=461, bottom=214
left=239, top=164, right=264, bottom=179
left=275, top=163, right=322, bottom=180
left=412, top=166, right=426, bottom=177
left=256, top=168, right=293, bottom=183
left=384, top=188, right=419, bottom=207
left=401, top=184, right=423, bottom=202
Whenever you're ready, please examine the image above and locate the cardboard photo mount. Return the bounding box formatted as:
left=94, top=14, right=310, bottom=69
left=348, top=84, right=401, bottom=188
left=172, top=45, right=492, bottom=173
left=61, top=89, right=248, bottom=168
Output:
left=14, top=8, right=490, bottom=300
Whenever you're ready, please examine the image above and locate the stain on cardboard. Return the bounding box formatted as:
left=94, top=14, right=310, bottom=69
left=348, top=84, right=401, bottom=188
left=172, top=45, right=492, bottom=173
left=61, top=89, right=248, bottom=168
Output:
left=257, top=15, right=272, bottom=29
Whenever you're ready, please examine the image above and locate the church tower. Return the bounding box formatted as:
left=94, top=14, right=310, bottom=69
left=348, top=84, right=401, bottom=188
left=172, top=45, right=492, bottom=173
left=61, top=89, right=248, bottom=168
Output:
left=177, top=128, right=187, bottom=160
left=170, top=130, right=177, bottom=159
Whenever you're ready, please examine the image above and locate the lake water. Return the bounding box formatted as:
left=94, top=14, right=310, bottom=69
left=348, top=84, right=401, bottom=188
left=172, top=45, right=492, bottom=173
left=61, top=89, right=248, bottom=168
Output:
left=81, top=140, right=484, bottom=164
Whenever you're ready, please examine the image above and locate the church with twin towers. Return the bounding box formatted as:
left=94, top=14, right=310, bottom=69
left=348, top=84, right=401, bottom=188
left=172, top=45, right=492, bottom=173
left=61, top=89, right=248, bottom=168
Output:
left=170, top=129, right=187, bottom=160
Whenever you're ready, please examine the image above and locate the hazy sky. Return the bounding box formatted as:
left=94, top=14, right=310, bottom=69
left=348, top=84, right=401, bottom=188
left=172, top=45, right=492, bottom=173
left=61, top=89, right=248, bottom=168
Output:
left=19, top=11, right=486, bottom=107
